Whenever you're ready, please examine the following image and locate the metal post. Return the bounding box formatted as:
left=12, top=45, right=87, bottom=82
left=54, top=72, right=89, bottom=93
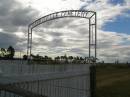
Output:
left=27, top=25, right=32, bottom=62
left=95, top=12, right=97, bottom=61
left=30, top=28, right=32, bottom=59
left=89, top=18, right=91, bottom=59
left=27, top=26, right=29, bottom=59
left=90, top=65, right=96, bottom=97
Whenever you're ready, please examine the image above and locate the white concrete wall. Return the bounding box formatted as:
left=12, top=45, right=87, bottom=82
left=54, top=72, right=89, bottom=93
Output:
left=0, top=60, right=90, bottom=76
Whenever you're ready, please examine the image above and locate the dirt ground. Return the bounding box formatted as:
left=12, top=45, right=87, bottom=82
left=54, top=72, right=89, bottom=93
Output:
left=96, top=65, right=130, bottom=97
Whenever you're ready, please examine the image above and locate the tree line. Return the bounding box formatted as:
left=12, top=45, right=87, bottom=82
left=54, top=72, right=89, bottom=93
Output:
left=24, top=54, right=97, bottom=64
left=0, top=46, right=97, bottom=64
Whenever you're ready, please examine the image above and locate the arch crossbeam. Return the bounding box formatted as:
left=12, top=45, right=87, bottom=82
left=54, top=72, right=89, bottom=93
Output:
left=29, top=10, right=95, bottom=29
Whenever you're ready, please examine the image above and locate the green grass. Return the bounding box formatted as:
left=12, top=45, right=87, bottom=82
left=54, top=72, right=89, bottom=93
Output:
left=96, top=65, right=130, bottom=97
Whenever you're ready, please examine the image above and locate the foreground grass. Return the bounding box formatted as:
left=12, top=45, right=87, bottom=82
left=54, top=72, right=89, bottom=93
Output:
left=96, top=65, right=130, bottom=97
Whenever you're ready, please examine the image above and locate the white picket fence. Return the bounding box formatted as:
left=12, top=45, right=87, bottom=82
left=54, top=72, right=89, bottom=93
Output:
left=0, top=60, right=91, bottom=97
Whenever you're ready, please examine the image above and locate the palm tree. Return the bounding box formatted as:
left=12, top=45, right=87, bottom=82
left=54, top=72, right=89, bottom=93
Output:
left=80, top=57, right=84, bottom=63
left=7, top=46, right=15, bottom=59
left=85, top=57, right=89, bottom=63
left=44, top=55, right=49, bottom=64
left=60, top=56, right=64, bottom=62
left=1, top=48, right=6, bottom=58
left=68, top=56, right=73, bottom=63
left=55, top=56, right=60, bottom=63
left=64, top=54, right=68, bottom=64
left=73, top=57, right=77, bottom=63
left=23, top=55, right=27, bottom=60
left=57, top=56, right=60, bottom=61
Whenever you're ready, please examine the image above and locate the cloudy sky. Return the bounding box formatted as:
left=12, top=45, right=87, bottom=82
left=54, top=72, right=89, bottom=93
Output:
left=0, top=0, right=130, bottom=62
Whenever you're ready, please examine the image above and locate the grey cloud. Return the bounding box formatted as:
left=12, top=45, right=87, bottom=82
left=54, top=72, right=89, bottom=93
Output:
left=80, top=0, right=94, bottom=10
left=98, top=45, right=130, bottom=63
left=0, top=0, right=14, bottom=16
left=32, top=37, right=66, bottom=49
left=11, top=9, right=36, bottom=26
left=33, top=28, right=64, bottom=38
left=0, top=0, right=39, bottom=32
left=0, top=32, right=17, bottom=48
left=69, top=48, right=89, bottom=56
left=0, top=0, right=39, bottom=53
left=99, top=52, right=119, bottom=58
left=49, top=32, right=63, bottom=37
left=0, top=32, right=26, bottom=50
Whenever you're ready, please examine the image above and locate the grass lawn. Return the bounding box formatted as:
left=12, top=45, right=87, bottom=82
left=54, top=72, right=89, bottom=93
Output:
left=96, top=65, right=130, bottom=97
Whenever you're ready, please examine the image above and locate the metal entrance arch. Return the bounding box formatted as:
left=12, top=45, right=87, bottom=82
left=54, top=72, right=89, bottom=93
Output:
left=27, top=10, right=97, bottom=61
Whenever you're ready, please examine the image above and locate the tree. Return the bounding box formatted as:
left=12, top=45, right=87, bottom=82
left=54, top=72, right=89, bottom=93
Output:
left=63, top=54, right=68, bottom=63
left=23, top=55, right=27, bottom=60
left=1, top=48, right=6, bottom=58
left=7, top=46, right=15, bottom=59
left=55, top=56, right=60, bottom=63
left=68, top=56, right=73, bottom=63
left=80, top=57, right=84, bottom=63
left=85, top=57, right=89, bottom=63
